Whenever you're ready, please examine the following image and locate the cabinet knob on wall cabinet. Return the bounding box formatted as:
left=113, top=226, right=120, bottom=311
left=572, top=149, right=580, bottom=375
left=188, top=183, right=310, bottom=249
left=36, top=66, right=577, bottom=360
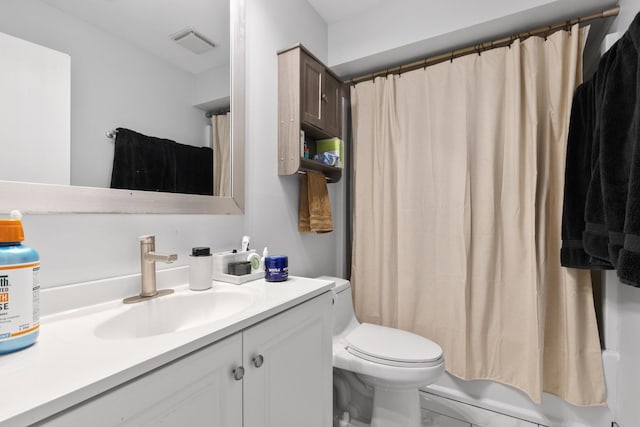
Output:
left=321, top=94, right=328, bottom=102
left=253, top=354, right=264, bottom=368
left=232, top=366, right=245, bottom=381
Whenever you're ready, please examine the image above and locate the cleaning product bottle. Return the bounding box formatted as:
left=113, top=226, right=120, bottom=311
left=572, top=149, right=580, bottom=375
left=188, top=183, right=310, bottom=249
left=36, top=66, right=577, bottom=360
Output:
left=0, top=210, right=40, bottom=354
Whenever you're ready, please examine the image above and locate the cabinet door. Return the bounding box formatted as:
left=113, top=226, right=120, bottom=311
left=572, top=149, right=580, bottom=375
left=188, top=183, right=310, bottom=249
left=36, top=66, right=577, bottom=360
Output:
left=243, top=292, right=333, bottom=427
left=301, top=52, right=324, bottom=130
left=37, top=334, right=243, bottom=427
left=323, top=72, right=342, bottom=138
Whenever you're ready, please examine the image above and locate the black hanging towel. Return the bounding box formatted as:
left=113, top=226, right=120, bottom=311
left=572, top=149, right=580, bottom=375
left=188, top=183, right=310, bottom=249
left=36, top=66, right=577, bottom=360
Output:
left=110, top=127, right=213, bottom=195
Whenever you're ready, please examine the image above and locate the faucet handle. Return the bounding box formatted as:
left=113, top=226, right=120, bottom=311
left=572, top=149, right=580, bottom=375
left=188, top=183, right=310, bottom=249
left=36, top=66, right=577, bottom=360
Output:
left=138, top=235, right=155, bottom=244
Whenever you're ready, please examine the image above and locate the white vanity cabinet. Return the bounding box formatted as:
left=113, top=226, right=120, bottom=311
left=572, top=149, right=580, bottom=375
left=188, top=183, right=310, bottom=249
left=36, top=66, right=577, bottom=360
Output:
left=35, top=291, right=332, bottom=427
left=243, top=289, right=333, bottom=427
left=36, top=333, right=243, bottom=426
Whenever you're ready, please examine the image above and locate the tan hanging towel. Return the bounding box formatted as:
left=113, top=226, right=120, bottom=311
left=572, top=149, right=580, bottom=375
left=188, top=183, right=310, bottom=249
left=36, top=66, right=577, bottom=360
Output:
left=299, top=173, right=311, bottom=232
left=298, top=171, right=333, bottom=233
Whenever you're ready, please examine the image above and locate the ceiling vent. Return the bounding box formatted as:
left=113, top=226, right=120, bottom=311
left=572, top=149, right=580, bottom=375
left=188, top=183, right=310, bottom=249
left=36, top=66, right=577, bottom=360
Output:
left=171, top=27, right=216, bottom=54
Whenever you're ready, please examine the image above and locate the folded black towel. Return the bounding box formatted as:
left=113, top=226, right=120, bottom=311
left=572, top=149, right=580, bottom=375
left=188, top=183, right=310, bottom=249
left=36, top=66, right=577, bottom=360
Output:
left=562, top=11, right=640, bottom=286
left=617, top=13, right=640, bottom=286
left=561, top=82, right=612, bottom=269
left=583, top=45, right=618, bottom=269
left=598, top=23, right=639, bottom=268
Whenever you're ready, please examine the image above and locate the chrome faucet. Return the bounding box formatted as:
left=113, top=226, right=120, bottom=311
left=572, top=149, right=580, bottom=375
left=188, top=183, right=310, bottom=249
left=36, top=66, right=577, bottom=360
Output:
left=123, top=235, right=178, bottom=304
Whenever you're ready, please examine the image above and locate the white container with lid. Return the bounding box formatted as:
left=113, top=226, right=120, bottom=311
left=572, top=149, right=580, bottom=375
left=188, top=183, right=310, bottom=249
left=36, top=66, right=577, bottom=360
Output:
left=189, top=247, right=213, bottom=291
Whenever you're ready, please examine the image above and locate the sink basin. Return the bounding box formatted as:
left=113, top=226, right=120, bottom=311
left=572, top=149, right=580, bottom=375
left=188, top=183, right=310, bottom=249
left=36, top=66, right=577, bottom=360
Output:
left=94, top=287, right=256, bottom=339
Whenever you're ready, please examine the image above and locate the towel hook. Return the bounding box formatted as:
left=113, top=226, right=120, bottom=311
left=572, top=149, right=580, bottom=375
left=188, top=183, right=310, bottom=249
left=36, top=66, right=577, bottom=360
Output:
left=106, top=129, right=118, bottom=139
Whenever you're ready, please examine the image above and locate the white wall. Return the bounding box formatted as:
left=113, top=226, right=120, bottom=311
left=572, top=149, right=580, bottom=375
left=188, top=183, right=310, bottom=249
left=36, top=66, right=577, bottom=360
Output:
left=327, top=0, right=617, bottom=77
left=0, top=32, right=70, bottom=186
left=193, top=63, right=231, bottom=110
left=244, top=0, right=343, bottom=279
left=8, top=0, right=343, bottom=291
left=0, top=0, right=207, bottom=189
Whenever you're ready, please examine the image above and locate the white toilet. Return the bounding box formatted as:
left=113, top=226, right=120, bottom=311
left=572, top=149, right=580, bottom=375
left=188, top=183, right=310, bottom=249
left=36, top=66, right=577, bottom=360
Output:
left=320, top=276, right=445, bottom=427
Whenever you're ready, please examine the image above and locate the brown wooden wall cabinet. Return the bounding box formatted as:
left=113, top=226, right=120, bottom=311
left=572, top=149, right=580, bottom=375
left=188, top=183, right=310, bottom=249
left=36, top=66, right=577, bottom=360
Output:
left=278, top=44, right=343, bottom=183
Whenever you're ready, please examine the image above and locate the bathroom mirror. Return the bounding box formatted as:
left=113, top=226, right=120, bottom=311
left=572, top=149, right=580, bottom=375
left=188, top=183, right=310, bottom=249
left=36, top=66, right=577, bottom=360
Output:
left=0, top=0, right=245, bottom=214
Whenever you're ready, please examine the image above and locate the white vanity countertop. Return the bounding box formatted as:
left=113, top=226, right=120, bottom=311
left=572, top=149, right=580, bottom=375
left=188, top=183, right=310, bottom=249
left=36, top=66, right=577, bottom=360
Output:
left=0, top=273, right=334, bottom=427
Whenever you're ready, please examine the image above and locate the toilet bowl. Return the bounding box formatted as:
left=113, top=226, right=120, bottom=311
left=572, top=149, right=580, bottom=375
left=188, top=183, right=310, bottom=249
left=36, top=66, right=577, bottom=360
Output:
left=319, top=276, right=445, bottom=427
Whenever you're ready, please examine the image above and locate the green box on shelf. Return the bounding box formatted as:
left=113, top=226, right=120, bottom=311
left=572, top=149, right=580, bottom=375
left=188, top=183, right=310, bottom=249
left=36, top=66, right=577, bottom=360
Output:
left=316, top=138, right=344, bottom=168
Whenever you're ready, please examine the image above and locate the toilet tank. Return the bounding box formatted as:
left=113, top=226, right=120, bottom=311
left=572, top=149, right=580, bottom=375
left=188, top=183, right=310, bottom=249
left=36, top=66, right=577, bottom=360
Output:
left=317, top=276, right=357, bottom=337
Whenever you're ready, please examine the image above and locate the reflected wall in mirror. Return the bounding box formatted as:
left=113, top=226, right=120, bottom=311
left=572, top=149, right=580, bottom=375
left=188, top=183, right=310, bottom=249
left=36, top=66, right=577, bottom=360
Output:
left=0, top=0, right=232, bottom=197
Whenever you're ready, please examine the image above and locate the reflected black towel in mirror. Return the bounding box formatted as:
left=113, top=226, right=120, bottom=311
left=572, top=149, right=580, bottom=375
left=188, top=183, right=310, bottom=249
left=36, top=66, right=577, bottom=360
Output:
left=175, top=144, right=213, bottom=195
left=110, top=128, right=213, bottom=196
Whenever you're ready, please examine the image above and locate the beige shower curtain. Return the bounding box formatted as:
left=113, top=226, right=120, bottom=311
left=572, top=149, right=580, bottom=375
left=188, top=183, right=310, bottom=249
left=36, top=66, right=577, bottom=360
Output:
left=350, top=25, right=605, bottom=406
left=211, top=112, right=231, bottom=196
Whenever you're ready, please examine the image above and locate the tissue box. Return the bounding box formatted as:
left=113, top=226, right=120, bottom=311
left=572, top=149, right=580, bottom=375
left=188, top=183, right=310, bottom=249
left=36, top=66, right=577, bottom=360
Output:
left=316, top=138, right=343, bottom=168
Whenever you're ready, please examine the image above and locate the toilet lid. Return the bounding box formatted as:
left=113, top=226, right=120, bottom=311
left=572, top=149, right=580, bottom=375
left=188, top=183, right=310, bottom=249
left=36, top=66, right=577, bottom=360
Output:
left=345, top=323, right=443, bottom=368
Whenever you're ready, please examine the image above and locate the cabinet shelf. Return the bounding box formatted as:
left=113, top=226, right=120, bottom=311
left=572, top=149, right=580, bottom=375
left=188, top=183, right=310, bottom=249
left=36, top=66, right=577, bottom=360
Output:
left=298, top=158, right=342, bottom=183
left=278, top=44, right=343, bottom=183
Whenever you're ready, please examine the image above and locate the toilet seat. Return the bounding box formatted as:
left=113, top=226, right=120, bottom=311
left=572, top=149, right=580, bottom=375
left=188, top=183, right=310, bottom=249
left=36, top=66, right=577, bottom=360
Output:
left=344, top=323, right=443, bottom=368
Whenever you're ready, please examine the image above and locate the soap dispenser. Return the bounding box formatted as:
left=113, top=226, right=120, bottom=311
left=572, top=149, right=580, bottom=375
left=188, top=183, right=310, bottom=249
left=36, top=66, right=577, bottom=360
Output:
left=189, top=247, right=213, bottom=291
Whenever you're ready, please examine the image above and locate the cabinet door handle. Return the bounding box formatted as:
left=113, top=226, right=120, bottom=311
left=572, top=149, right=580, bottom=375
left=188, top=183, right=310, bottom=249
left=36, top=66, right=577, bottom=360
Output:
left=253, top=354, right=264, bottom=368
left=321, top=94, right=328, bottom=102
left=232, top=366, right=245, bottom=381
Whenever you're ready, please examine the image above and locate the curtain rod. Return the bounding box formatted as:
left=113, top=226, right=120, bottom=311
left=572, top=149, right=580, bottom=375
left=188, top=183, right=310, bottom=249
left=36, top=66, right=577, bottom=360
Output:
left=346, top=5, right=620, bottom=86
left=205, top=109, right=230, bottom=118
